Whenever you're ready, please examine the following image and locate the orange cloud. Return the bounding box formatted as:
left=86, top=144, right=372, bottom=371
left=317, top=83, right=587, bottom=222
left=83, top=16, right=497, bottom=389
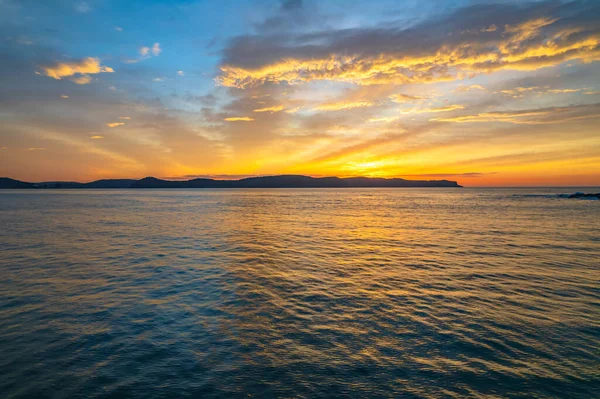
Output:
left=217, top=17, right=600, bottom=89
left=315, top=100, right=374, bottom=111
left=548, top=88, right=582, bottom=93
left=389, top=93, right=424, bottom=103
left=431, top=104, right=600, bottom=124
left=38, top=57, right=113, bottom=84
left=106, top=122, right=125, bottom=128
left=253, top=105, right=286, bottom=113
left=224, top=117, right=254, bottom=121
left=455, top=84, right=486, bottom=92
left=367, top=116, right=399, bottom=123
left=401, top=105, right=465, bottom=114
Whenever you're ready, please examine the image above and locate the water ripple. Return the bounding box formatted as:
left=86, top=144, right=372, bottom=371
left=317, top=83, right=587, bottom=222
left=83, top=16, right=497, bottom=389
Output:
left=0, top=188, right=599, bottom=398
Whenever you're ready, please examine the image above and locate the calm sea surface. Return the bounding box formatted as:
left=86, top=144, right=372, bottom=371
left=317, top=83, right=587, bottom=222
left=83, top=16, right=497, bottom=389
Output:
left=0, top=188, right=599, bottom=398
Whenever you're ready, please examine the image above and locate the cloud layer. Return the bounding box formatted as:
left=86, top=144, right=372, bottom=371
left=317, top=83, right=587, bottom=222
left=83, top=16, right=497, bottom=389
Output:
left=217, top=3, right=600, bottom=88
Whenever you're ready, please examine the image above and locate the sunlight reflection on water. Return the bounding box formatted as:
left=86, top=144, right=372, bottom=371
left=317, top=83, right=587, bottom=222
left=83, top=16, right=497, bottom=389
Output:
left=1, top=188, right=599, bottom=398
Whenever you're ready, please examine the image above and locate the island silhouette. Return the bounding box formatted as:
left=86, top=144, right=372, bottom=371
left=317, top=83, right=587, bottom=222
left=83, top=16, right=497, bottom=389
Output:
left=1, top=175, right=462, bottom=189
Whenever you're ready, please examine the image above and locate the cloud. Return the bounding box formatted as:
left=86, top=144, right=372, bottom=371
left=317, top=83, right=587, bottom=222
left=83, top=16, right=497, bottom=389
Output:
left=38, top=57, right=113, bottom=84
left=138, top=43, right=161, bottom=60
left=389, top=94, right=424, bottom=103
left=115, top=27, right=123, bottom=32
left=401, top=104, right=465, bottom=114
left=367, top=116, right=399, bottom=123
left=584, top=90, right=600, bottom=95
left=431, top=104, right=600, bottom=124
left=60, top=95, right=69, bottom=99
left=547, top=88, right=582, bottom=93
left=25, top=147, right=46, bottom=151
left=76, top=2, right=91, bottom=13
left=70, top=75, right=92, bottom=84
left=90, top=135, right=104, bottom=139
left=500, top=86, right=585, bottom=97
left=315, top=100, right=374, bottom=111
left=178, top=70, right=185, bottom=76
left=253, top=105, right=286, bottom=113
left=106, top=122, right=125, bottom=128
left=118, top=116, right=131, bottom=120
left=401, top=173, right=489, bottom=178
left=153, top=77, right=164, bottom=82
left=217, top=2, right=600, bottom=89
left=500, top=86, right=543, bottom=96
left=455, top=84, right=486, bottom=92
left=224, top=117, right=254, bottom=121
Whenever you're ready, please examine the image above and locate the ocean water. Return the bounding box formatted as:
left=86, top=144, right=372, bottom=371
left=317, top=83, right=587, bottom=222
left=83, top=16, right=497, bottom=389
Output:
left=0, top=188, right=599, bottom=399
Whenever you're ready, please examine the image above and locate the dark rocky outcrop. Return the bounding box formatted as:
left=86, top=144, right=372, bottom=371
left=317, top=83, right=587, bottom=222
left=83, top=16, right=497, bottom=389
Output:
left=569, top=192, right=600, bottom=199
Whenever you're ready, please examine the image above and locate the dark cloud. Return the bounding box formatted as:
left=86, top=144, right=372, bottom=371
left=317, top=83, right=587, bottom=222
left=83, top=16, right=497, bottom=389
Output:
left=254, top=0, right=327, bottom=34
left=219, top=1, right=600, bottom=87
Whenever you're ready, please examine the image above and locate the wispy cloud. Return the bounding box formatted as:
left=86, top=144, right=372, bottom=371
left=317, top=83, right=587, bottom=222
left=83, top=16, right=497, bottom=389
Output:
left=151, top=43, right=161, bottom=56
left=548, top=88, right=583, bottom=94
left=431, top=104, right=600, bottom=124
left=367, top=116, right=399, bottom=123
left=224, top=117, right=254, bottom=122
left=315, top=100, right=374, bottom=111
left=136, top=43, right=162, bottom=62
left=389, top=94, right=424, bottom=103
left=455, top=84, right=486, bottom=92
left=401, top=105, right=465, bottom=114
left=75, top=2, right=91, bottom=13
left=106, top=122, right=125, bottom=128
left=253, top=105, right=286, bottom=113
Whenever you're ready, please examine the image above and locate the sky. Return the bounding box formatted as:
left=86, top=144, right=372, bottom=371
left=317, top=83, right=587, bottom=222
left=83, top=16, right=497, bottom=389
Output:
left=0, top=0, right=599, bottom=186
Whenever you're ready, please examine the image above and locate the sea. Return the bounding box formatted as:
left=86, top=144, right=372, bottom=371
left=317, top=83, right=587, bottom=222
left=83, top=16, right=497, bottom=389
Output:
left=0, top=188, right=599, bottom=398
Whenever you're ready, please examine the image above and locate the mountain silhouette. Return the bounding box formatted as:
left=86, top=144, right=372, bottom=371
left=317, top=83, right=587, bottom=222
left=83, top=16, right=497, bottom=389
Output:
left=1, top=175, right=462, bottom=189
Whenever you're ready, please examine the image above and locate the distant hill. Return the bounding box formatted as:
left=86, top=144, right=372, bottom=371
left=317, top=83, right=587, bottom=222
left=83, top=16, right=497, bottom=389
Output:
left=0, top=177, right=35, bottom=189
left=132, top=175, right=462, bottom=188
left=0, top=175, right=462, bottom=189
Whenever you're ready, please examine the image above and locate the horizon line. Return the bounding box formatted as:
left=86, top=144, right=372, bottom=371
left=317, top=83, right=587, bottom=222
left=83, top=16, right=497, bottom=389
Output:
left=2, top=175, right=599, bottom=189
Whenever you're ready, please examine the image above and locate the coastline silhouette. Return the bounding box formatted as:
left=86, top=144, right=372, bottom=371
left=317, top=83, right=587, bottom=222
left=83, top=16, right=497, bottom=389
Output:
left=0, top=175, right=462, bottom=189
